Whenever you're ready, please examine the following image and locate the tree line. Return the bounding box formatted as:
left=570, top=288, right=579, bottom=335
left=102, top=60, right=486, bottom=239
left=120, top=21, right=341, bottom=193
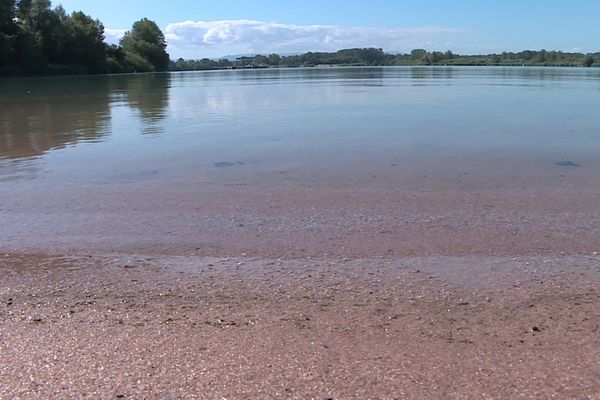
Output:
left=0, top=0, right=169, bottom=75
left=172, top=48, right=600, bottom=71
left=1, top=1, right=598, bottom=76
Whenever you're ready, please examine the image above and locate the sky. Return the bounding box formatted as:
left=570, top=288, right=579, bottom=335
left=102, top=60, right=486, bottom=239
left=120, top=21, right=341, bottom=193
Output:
left=56, top=0, right=600, bottom=59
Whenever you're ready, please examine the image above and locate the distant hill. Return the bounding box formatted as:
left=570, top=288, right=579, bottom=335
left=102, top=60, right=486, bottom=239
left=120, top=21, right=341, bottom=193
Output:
left=219, top=52, right=302, bottom=61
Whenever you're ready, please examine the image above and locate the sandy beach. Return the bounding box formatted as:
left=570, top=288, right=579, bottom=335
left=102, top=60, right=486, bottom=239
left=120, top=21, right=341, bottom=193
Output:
left=1, top=253, right=599, bottom=399
left=3, top=160, right=600, bottom=399
left=3, top=163, right=600, bottom=399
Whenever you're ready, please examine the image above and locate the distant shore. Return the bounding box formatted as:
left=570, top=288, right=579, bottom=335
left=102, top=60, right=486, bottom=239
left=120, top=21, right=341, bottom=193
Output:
left=3, top=47, right=598, bottom=78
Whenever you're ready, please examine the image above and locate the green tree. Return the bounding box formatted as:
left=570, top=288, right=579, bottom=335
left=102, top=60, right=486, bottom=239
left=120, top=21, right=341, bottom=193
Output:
left=362, top=48, right=384, bottom=65
left=0, top=0, right=16, bottom=33
left=16, top=0, right=32, bottom=27
left=410, top=49, right=429, bottom=64
left=268, top=53, right=281, bottom=65
left=217, top=58, right=232, bottom=68
left=106, top=43, right=128, bottom=73
left=120, top=18, right=169, bottom=72
left=42, top=4, right=69, bottom=65
left=14, top=0, right=66, bottom=69
left=0, top=0, right=17, bottom=66
left=254, top=54, right=269, bottom=66
left=430, top=51, right=445, bottom=63
left=64, top=11, right=106, bottom=73
left=533, top=49, right=548, bottom=64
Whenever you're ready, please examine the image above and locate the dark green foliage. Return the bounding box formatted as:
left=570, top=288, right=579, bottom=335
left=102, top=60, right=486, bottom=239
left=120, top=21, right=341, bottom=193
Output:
left=105, top=44, right=129, bottom=73
left=285, top=48, right=385, bottom=67
left=120, top=18, right=169, bottom=72
left=391, top=49, right=599, bottom=67
left=0, top=0, right=17, bottom=34
left=64, top=11, right=106, bottom=73
left=171, top=48, right=600, bottom=72
left=170, top=57, right=232, bottom=71
left=1, top=1, right=169, bottom=75
left=171, top=48, right=389, bottom=71
left=0, top=0, right=17, bottom=67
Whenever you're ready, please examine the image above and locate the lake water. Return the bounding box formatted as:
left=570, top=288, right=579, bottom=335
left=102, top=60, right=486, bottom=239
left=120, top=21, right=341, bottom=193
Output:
left=2, top=67, right=600, bottom=257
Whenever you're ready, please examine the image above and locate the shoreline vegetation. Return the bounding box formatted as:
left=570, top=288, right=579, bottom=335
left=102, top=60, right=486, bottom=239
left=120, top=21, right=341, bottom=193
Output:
left=0, top=0, right=169, bottom=76
left=1, top=1, right=599, bottom=78
left=172, top=48, right=600, bottom=72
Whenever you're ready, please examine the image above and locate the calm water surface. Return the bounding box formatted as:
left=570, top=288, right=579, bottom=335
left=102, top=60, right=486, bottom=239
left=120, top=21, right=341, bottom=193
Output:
left=2, top=67, right=600, bottom=185
left=2, top=67, right=600, bottom=256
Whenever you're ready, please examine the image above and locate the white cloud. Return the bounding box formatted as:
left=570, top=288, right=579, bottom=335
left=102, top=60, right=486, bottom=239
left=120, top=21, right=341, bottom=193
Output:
left=104, top=28, right=127, bottom=45
left=164, top=20, right=466, bottom=59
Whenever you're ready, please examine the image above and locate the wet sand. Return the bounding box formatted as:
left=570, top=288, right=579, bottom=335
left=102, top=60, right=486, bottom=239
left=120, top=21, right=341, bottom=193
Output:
left=1, top=253, right=599, bottom=398
left=3, top=152, right=600, bottom=258
left=2, top=159, right=600, bottom=398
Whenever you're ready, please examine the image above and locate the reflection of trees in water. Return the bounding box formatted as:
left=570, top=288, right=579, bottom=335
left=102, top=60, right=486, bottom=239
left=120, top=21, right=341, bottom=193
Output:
left=407, top=66, right=600, bottom=87
left=112, top=73, right=171, bottom=134
left=0, top=73, right=172, bottom=163
left=0, top=77, right=112, bottom=160
left=410, top=67, right=454, bottom=85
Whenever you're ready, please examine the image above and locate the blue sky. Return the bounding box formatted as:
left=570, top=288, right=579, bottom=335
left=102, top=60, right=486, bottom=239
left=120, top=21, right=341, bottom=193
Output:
left=56, top=0, right=600, bottom=59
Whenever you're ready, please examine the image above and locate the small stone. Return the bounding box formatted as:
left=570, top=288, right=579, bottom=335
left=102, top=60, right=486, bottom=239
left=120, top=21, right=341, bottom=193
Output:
left=214, top=161, right=237, bottom=168
left=556, top=160, right=580, bottom=167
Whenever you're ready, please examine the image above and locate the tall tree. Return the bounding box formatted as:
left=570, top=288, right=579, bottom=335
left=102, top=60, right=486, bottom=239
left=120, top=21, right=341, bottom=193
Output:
left=64, top=11, right=106, bottom=72
left=120, top=18, right=169, bottom=72
left=14, top=0, right=62, bottom=69
left=0, top=0, right=17, bottom=33
left=0, top=0, right=17, bottom=66
left=15, top=0, right=32, bottom=27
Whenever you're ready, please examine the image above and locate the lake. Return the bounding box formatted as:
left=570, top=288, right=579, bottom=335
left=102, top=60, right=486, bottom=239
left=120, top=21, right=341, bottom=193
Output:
left=2, top=67, right=600, bottom=256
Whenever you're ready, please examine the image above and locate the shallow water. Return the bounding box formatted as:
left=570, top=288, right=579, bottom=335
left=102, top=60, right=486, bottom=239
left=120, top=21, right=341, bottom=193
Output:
left=2, top=67, right=600, bottom=256
left=2, top=67, right=600, bottom=184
